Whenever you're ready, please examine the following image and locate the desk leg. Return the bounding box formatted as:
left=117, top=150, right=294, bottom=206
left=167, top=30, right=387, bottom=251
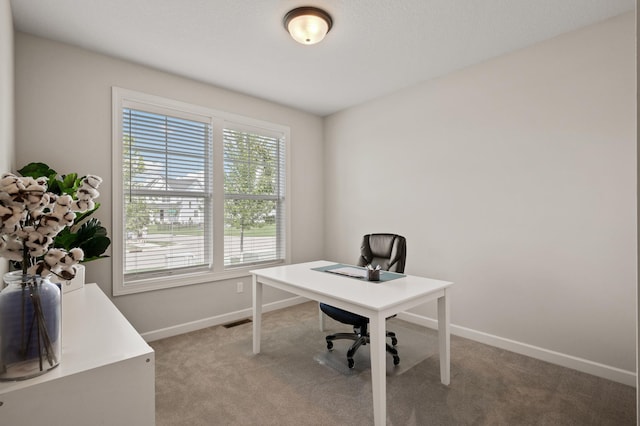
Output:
left=252, top=275, right=262, bottom=354
left=369, top=314, right=386, bottom=426
left=437, top=288, right=450, bottom=385
left=318, top=304, right=326, bottom=332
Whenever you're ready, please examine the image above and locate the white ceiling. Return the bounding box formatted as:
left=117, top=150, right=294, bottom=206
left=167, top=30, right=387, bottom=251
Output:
left=10, top=0, right=635, bottom=116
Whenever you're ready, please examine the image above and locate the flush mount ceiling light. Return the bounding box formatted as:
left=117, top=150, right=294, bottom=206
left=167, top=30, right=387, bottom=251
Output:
left=283, top=6, right=333, bottom=45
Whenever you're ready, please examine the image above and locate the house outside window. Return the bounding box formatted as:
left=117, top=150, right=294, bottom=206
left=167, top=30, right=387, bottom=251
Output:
left=112, top=88, right=289, bottom=295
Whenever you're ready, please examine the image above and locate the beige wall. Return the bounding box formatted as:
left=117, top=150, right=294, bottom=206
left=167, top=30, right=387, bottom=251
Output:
left=324, top=12, right=636, bottom=376
left=0, top=0, right=14, bottom=277
left=10, top=7, right=637, bottom=385
left=14, top=32, right=325, bottom=334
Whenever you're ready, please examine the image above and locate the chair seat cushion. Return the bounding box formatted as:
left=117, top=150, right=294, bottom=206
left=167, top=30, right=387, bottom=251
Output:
left=320, top=303, right=368, bottom=326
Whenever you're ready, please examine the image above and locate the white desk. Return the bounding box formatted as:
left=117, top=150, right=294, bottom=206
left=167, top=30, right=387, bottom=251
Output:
left=0, top=284, right=155, bottom=425
left=251, top=260, right=452, bottom=426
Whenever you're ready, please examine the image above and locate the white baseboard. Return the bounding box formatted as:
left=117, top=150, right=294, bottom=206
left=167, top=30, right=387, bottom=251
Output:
left=141, top=296, right=307, bottom=342
left=141, top=299, right=636, bottom=387
left=396, top=311, right=636, bottom=387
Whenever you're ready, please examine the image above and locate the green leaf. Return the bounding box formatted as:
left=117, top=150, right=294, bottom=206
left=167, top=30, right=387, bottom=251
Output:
left=18, top=162, right=57, bottom=179
left=72, top=203, right=100, bottom=226
left=79, top=236, right=111, bottom=260
left=46, top=174, right=64, bottom=195
left=58, top=173, right=80, bottom=196
left=53, top=227, right=79, bottom=250
left=75, top=218, right=99, bottom=239
left=53, top=217, right=111, bottom=261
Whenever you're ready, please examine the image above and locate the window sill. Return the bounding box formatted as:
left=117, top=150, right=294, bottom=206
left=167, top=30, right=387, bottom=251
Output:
left=113, top=260, right=285, bottom=296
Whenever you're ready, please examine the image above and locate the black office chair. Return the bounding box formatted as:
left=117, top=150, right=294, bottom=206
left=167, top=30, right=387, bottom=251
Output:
left=320, top=233, right=407, bottom=368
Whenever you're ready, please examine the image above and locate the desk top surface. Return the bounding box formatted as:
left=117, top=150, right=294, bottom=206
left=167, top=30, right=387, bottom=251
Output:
left=0, top=284, right=153, bottom=393
left=251, top=260, right=453, bottom=312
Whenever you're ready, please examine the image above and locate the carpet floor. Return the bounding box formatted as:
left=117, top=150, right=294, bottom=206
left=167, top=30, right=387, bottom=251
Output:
left=150, top=301, right=636, bottom=426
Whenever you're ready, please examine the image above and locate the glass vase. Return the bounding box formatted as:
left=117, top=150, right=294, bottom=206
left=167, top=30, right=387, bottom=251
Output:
left=0, top=271, right=61, bottom=381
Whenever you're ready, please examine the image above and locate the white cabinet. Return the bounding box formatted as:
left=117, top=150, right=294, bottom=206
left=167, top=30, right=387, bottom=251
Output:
left=0, top=284, right=155, bottom=425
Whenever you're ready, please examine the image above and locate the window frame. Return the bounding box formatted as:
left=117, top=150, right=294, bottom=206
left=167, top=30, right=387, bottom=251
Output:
left=112, top=87, right=290, bottom=296
left=222, top=124, right=287, bottom=268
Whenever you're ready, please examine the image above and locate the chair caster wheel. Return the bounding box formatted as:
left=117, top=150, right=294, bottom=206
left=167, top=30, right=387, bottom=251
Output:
left=326, top=341, right=333, bottom=350
left=393, top=356, right=400, bottom=366
left=391, top=337, right=398, bottom=346
left=348, top=358, right=355, bottom=369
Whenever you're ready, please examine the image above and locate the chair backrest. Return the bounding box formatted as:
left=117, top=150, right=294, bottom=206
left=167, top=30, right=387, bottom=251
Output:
left=356, top=234, right=406, bottom=273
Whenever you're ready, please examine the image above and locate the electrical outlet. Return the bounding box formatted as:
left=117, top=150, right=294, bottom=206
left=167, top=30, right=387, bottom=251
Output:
left=236, top=282, right=244, bottom=293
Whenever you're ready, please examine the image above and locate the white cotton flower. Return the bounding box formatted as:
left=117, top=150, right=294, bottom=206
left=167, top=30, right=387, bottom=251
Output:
left=25, top=183, right=47, bottom=193
left=27, top=262, right=49, bottom=275
left=0, top=192, right=12, bottom=204
left=52, top=208, right=75, bottom=227
left=19, top=176, right=36, bottom=186
left=41, top=192, right=52, bottom=205
left=69, top=247, right=84, bottom=262
left=10, top=204, right=26, bottom=220
left=19, top=177, right=38, bottom=191
left=0, top=206, right=25, bottom=234
left=25, top=231, right=53, bottom=257
left=0, top=223, right=19, bottom=235
left=44, top=248, right=65, bottom=267
left=52, top=204, right=67, bottom=215
left=82, top=175, right=102, bottom=190
left=0, top=204, right=10, bottom=229
left=0, top=238, right=24, bottom=262
left=0, top=173, right=21, bottom=196
left=0, top=203, right=12, bottom=217
left=25, top=196, right=45, bottom=211
left=0, top=250, right=22, bottom=262
left=5, top=238, right=23, bottom=251
left=76, top=187, right=99, bottom=201
left=39, top=215, right=62, bottom=232
left=36, top=223, right=59, bottom=237
left=0, top=172, right=16, bottom=183
left=59, top=250, right=81, bottom=267
left=43, top=249, right=84, bottom=280
left=28, top=261, right=51, bottom=276
left=13, top=204, right=27, bottom=220
left=61, top=210, right=75, bottom=225
left=27, top=244, right=47, bottom=257
left=56, top=264, right=77, bottom=280
left=30, top=209, right=45, bottom=221
left=14, top=228, right=30, bottom=240
left=55, top=194, right=73, bottom=208
left=2, top=206, right=24, bottom=229
left=23, top=181, right=48, bottom=210
left=0, top=168, right=105, bottom=267
left=71, top=199, right=95, bottom=212
left=48, top=209, right=74, bottom=227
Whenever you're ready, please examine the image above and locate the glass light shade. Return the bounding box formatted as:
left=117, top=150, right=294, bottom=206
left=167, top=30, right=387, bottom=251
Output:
left=284, top=7, right=333, bottom=45
left=287, top=14, right=329, bottom=45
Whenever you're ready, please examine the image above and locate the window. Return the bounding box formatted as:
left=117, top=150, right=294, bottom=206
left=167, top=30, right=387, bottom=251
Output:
left=223, top=127, right=286, bottom=266
left=112, top=88, right=289, bottom=295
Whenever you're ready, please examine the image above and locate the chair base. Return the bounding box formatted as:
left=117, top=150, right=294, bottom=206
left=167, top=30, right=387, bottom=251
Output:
left=326, top=330, right=400, bottom=369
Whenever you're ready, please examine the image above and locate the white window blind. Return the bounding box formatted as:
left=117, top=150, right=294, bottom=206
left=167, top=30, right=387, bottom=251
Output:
left=223, top=127, right=286, bottom=267
left=122, top=107, right=213, bottom=280
left=113, top=88, right=289, bottom=295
